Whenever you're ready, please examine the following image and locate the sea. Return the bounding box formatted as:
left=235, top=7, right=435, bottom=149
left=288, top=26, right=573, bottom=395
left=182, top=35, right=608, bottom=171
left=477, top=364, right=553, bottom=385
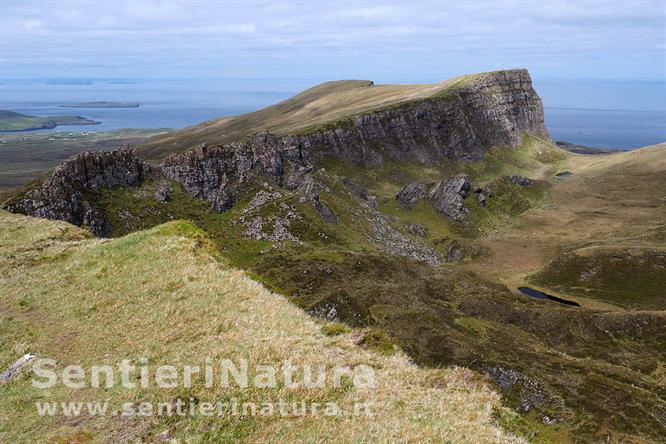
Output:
left=1, top=78, right=664, bottom=150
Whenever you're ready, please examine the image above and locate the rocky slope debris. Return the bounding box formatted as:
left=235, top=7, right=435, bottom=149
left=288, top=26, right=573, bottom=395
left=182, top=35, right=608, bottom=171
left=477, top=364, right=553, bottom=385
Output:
left=239, top=189, right=302, bottom=242
left=342, top=178, right=377, bottom=208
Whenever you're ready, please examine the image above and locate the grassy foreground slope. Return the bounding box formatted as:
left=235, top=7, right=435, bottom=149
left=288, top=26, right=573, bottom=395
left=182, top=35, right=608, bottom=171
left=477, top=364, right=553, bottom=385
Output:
left=0, top=210, right=521, bottom=443
left=137, top=72, right=487, bottom=161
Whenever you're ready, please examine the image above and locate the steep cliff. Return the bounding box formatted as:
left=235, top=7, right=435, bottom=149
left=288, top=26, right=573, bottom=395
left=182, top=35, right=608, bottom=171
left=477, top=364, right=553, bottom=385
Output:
left=139, top=69, right=549, bottom=162
left=296, top=69, right=549, bottom=165
left=162, top=69, right=549, bottom=211
left=3, top=147, right=149, bottom=236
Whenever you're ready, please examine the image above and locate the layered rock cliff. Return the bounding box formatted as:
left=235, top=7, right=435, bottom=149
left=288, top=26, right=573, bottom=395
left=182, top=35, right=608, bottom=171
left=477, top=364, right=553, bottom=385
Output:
left=162, top=69, right=549, bottom=211
left=4, top=147, right=149, bottom=236
left=297, top=69, right=549, bottom=165
left=6, top=69, right=549, bottom=233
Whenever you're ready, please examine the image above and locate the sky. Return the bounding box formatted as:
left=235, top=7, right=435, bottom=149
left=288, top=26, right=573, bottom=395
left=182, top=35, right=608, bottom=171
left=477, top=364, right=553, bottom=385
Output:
left=1, top=0, right=665, bottom=83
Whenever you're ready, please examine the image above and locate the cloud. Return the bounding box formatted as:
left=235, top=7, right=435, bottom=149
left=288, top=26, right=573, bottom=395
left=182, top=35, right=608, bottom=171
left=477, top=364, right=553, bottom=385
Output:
left=1, top=0, right=664, bottom=80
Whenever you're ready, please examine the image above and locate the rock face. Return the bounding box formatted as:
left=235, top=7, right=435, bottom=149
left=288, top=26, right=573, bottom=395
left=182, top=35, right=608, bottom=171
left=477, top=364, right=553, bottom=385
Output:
left=297, top=69, right=549, bottom=166
left=428, top=174, right=472, bottom=220
left=4, top=147, right=149, bottom=236
left=162, top=135, right=313, bottom=212
left=162, top=70, right=548, bottom=212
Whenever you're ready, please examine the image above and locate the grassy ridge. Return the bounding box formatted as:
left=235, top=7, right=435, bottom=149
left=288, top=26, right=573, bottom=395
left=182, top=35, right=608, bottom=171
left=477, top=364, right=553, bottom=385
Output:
left=0, top=210, right=521, bottom=443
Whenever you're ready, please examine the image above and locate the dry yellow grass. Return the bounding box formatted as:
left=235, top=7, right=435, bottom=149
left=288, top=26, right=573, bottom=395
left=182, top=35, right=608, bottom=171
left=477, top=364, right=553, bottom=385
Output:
left=0, top=210, right=522, bottom=443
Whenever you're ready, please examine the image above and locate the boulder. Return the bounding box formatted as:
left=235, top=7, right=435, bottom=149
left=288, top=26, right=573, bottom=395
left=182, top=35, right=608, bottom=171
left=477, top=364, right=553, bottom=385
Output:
left=396, top=182, right=428, bottom=208
left=477, top=193, right=487, bottom=207
left=428, top=174, right=471, bottom=220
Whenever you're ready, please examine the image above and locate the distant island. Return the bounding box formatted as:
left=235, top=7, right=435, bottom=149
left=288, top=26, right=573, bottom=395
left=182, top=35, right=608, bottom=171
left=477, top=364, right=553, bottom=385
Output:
left=60, top=101, right=139, bottom=108
left=0, top=110, right=100, bottom=132
left=45, top=80, right=93, bottom=85
left=107, top=80, right=136, bottom=85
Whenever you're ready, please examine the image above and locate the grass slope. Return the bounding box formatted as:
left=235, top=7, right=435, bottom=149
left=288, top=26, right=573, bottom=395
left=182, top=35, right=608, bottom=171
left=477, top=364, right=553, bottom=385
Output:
left=0, top=210, right=521, bottom=443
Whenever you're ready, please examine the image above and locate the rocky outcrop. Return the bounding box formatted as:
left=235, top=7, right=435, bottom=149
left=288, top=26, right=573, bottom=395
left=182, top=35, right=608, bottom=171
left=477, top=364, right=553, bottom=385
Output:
left=396, top=182, right=428, bottom=208
left=509, top=175, right=532, bottom=186
left=3, top=147, right=149, bottom=236
left=428, top=174, right=472, bottom=221
left=162, top=135, right=313, bottom=212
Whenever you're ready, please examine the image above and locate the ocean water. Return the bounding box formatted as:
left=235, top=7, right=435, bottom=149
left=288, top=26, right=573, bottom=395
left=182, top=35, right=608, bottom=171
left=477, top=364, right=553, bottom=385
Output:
left=544, top=107, right=666, bottom=150
left=0, top=79, right=304, bottom=133
left=1, top=79, right=664, bottom=150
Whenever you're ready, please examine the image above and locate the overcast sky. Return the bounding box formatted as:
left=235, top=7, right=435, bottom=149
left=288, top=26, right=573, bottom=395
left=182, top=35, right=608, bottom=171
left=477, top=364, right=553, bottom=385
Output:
left=2, top=0, right=665, bottom=82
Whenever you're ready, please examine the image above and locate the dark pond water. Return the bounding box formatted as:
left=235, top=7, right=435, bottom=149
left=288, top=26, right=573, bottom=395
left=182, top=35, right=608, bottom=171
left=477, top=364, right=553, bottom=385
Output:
left=517, top=287, right=580, bottom=307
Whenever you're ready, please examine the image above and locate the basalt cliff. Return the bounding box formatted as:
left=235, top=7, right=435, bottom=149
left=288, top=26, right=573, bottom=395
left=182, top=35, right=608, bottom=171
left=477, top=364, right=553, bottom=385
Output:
left=5, top=69, right=550, bottom=230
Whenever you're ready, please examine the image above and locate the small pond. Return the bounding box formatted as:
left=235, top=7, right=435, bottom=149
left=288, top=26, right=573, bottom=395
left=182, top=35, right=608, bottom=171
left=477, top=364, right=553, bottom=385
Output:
left=517, top=287, right=580, bottom=307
